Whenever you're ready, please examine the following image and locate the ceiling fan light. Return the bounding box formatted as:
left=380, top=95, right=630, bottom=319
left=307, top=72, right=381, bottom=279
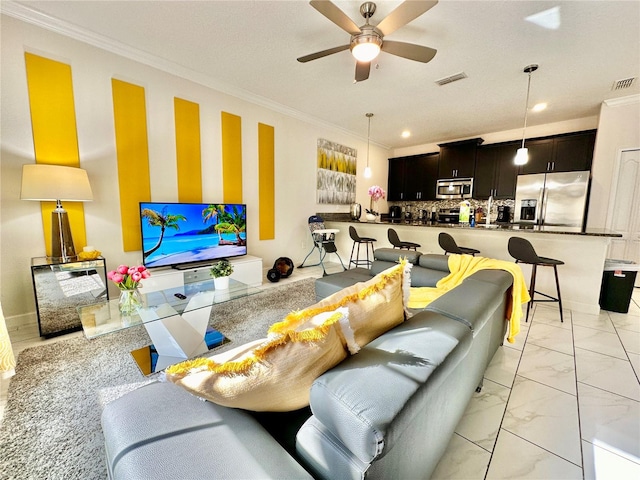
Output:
left=514, top=147, right=529, bottom=165
left=352, top=42, right=381, bottom=62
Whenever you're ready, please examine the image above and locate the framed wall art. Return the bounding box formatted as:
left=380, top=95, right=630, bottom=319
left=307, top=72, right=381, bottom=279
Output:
left=316, top=138, right=357, bottom=205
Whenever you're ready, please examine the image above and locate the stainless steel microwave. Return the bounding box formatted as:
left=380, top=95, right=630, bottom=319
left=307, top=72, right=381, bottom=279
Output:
left=436, top=178, right=473, bottom=199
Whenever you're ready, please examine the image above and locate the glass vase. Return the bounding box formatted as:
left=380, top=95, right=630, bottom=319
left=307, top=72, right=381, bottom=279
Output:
left=118, top=288, right=142, bottom=316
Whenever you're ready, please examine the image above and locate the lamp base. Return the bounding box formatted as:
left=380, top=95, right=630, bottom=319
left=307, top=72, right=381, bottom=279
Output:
left=51, top=206, right=77, bottom=263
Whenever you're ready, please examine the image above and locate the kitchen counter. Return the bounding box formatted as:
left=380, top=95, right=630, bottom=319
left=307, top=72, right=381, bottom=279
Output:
left=323, top=219, right=621, bottom=315
left=356, top=220, right=621, bottom=237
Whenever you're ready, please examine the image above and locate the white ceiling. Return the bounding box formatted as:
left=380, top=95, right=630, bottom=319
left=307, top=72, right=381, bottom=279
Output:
left=5, top=0, right=640, bottom=148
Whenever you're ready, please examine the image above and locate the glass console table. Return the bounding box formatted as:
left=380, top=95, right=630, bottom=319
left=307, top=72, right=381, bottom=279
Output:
left=31, top=256, right=109, bottom=337
left=77, top=278, right=262, bottom=375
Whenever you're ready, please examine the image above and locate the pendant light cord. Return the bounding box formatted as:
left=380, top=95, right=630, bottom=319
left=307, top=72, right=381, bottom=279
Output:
left=520, top=64, right=538, bottom=149
left=366, top=113, right=373, bottom=168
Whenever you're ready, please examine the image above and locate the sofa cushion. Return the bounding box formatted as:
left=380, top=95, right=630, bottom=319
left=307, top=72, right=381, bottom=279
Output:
left=304, top=311, right=471, bottom=464
left=314, top=268, right=371, bottom=299
left=374, top=247, right=422, bottom=264
left=425, top=272, right=511, bottom=334
left=165, top=309, right=349, bottom=412
left=102, top=381, right=313, bottom=479
left=418, top=253, right=451, bottom=271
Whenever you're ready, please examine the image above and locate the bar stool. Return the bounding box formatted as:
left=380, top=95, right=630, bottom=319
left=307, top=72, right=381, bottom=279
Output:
left=508, top=236, right=565, bottom=323
left=388, top=228, right=421, bottom=251
left=348, top=226, right=376, bottom=269
left=438, top=232, right=480, bottom=256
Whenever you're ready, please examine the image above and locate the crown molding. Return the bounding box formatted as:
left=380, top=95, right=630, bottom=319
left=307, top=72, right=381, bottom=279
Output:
left=1, top=1, right=390, bottom=149
left=603, top=94, right=640, bottom=107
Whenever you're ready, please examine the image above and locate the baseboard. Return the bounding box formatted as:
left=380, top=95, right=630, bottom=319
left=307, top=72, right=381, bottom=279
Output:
left=5, top=312, right=37, bottom=332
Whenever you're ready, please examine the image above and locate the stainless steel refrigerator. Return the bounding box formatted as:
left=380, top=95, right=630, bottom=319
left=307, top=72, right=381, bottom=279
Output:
left=514, top=171, right=590, bottom=231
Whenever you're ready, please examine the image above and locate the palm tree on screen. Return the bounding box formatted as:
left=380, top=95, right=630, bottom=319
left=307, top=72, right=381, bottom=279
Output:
left=215, top=205, right=246, bottom=246
left=141, top=207, right=187, bottom=258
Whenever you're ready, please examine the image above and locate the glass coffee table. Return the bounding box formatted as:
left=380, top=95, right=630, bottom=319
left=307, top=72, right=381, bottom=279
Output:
left=77, top=278, right=262, bottom=375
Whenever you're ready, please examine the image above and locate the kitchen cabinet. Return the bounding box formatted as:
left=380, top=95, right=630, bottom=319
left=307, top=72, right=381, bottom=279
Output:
left=438, top=138, right=483, bottom=179
left=474, top=141, right=520, bottom=199
left=387, top=153, right=439, bottom=201
left=519, top=130, right=596, bottom=174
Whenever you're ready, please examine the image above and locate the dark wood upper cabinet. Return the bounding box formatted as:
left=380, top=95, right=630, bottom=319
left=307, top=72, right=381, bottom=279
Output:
left=405, top=153, right=439, bottom=201
left=387, top=158, right=406, bottom=201
left=437, top=138, right=483, bottom=179
left=519, top=138, right=554, bottom=174
left=388, top=153, right=439, bottom=201
left=519, top=130, right=596, bottom=174
left=552, top=131, right=596, bottom=172
left=474, top=142, right=520, bottom=199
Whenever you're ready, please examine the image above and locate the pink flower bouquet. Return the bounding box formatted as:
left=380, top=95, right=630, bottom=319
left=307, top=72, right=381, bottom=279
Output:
left=367, top=185, right=386, bottom=216
left=107, top=264, right=151, bottom=290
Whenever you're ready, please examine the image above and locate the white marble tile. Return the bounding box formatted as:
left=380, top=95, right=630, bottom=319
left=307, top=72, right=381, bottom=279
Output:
left=573, top=311, right=616, bottom=333
left=486, top=429, right=582, bottom=479
left=573, top=325, right=628, bottom=360
left=454, top=379, right=510, bottom=451
left=628, top=352, right=640, bottom=379
left=526, top=322, right=574, bottom=355
left=578, top=382, right=640, bottom=462
left=518, top=343, right=576, bottom=395
left=532, top=303, right=572, bottom=330
left=617, top=328, right=640, bottom=355
left=575, top=348, right=640, bottom=401
left=484, top=346, right=522, bottom=388
left=503, top=376, right=582, bottom=464
left=582, top=439, right=640, bottom=480
left=431, top=433, right=491, bottom=480
left=609, top=311, right=640, bottom=333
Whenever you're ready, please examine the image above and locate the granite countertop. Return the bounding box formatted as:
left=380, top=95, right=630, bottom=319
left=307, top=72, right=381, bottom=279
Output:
left=320, top=214, right=622, bottom=238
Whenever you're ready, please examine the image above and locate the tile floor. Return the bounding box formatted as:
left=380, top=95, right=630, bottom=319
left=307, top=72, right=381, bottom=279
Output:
left=1, top=262, right=639, bottom=479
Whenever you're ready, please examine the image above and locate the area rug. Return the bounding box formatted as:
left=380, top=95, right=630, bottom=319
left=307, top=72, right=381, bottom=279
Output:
left=0, top=277, right=317, bottom=480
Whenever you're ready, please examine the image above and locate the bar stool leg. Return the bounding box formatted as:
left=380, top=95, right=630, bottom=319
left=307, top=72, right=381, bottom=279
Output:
left=526, top=264, right=537, bottom=323
left=553, top=264, right=564, bottom=323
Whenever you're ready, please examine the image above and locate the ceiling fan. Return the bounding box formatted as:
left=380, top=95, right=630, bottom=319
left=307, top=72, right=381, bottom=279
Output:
left=298, top=0, right=438, bottom=82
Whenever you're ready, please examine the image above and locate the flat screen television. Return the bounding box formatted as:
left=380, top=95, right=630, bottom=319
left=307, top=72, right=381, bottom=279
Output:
left=139, top=202, right=247, bottom=269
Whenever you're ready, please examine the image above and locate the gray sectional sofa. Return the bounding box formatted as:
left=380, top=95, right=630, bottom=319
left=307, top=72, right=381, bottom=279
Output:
left=101, top=248, right=514, bottom=479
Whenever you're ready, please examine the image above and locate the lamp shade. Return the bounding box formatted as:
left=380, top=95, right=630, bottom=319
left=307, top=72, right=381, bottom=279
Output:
left=21, top=164, right=93, bottom=202
left=514, top=147, right=529, bottom=166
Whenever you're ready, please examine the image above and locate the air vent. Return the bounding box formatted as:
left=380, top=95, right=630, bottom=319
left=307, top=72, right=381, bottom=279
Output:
left=612, top=77, right=636, bottom=90
left=435, top=72, right=468, bottom=86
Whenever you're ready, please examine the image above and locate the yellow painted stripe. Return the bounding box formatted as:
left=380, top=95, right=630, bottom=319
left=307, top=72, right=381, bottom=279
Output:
left=174, top=98, right=202, bottom=203
left=258, top=123, right=275, bottom=240
left=24, top=52, right=87, bottom=256
left=111, top=79, right=151, bottom=252
left=221, top=111, right=243, bottom=203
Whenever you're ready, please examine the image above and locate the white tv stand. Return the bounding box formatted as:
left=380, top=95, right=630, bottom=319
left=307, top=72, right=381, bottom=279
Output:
left=143, top=255, right=263, bottom=293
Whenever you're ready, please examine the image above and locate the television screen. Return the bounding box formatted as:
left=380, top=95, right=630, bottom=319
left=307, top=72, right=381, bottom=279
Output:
left=139, top=202, right=247, bottom=269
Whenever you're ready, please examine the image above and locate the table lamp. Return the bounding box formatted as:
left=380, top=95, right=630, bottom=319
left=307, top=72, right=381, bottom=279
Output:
left=20, top=164, right=93, bottom=262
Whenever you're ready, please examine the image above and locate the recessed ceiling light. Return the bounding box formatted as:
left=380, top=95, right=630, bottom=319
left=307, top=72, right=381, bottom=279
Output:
left=525, top=6, right=561, bottom=30
left=532, top=103, right=547, bottom=112
left=401, top=130, right=411, bottom=138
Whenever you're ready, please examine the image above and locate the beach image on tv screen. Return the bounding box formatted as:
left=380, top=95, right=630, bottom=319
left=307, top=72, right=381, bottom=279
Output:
left=140, top=203, right=247, bottom=268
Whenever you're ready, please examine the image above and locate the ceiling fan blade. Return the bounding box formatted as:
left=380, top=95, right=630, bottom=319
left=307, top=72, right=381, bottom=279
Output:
left=355, top=61, right=370, bottom=82
left=376, top=0, right=439, bottom=36
left=382, top=40, right=437, bottom=63
left=309, top=0, right=362, bottom=35
left=297, top=44, right=350, bottom=63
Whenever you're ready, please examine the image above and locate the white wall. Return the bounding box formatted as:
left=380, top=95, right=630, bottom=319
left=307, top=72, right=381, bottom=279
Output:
left=587, top=95, right=640, bottom=229
left=0, top=15, right=391, bottom=320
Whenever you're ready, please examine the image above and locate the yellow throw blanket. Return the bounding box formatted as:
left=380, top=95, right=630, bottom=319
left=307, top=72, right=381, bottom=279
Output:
left=408, top=255, right=531, bottom=343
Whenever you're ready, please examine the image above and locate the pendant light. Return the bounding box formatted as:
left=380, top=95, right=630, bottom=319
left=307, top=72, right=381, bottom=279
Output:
left=364, top=113, right=373, bottom=178
left=514, top=64, right=539, bottom=166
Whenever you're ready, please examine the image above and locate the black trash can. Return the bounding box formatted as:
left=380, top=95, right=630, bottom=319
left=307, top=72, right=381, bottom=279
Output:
left=599, top=259, right=638, bottom=313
